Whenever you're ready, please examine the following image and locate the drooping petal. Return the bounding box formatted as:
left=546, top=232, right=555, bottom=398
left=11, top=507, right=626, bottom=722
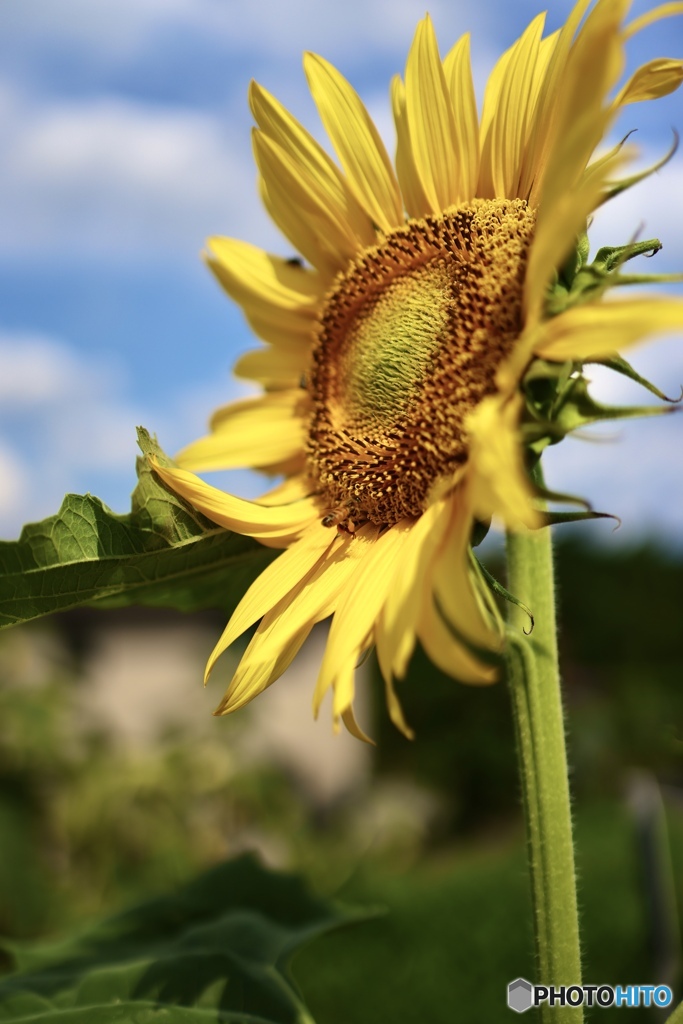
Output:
left=214, top=624, right=312, bottom=716
left=215, top=524, right=380, bottom=714
left=205, top=523, right=335, bottom=681
left=390, top=74, right=431, bottom=218
left=151, top=459, right=319, bottom=546
left=466, top=395, right=541, bottom=528
left=428, top=493, right=504, bottom=666
left=533, top=296, right=683, bottom=361
left=404, top=15, right=461, bottom=211
left=175, top=390, right=309, bottom=471
left=418, top=598, right=498, bottom=685
left=313, top=522, right=410, bottom=716
left=340, top=703, right=375, bottom=744
left=249, top=78, right=377, bottom=244
left=375, top=500, right=451, bottom=682
left=303, top=52, right=403, bottom=233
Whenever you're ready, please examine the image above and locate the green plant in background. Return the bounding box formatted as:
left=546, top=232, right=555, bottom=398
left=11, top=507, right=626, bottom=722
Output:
left=1, top=1, right=683, bottom=1021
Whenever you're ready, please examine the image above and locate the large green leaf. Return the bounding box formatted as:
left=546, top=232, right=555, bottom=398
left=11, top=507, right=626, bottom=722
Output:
left=0, top=430, right=277, bottom=628
left=0, top=854, right=356, bottom=1023
left=667, top=1002, right=683, bottom=1024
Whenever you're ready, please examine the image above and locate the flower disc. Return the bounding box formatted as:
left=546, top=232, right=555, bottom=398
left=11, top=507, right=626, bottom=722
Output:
left=308, top=198, right=536, bottom=528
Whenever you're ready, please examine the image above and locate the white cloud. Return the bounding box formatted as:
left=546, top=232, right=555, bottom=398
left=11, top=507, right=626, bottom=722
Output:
left=0, top=87, right=280, bottom=262
left=543, top=413, right=683, bottom=546
left=0, top=329, right=267, bottom=538
left=2, top=0, right=488, bottom=63
left=0, top=441, right=29, bottom=519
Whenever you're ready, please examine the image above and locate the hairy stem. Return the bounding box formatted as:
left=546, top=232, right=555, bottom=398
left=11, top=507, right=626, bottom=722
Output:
left=506, top=519, right=582, bottom=1022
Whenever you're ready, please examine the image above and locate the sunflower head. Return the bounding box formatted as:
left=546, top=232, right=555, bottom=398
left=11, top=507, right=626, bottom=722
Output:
left=153, top=1, right=683, bottom=737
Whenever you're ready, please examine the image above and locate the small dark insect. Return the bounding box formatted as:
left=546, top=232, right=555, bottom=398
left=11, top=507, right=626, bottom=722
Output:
left=321, top=506, right=357, bottom=535
left=286, top=256, right=303, bottom=266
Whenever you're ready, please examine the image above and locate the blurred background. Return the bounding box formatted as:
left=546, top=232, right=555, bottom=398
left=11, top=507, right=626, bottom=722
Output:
left=1, top=1, right=682, bottom=1021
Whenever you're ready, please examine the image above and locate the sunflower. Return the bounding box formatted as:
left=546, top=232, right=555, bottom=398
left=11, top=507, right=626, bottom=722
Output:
left=153, top=0, right=683, bottom=740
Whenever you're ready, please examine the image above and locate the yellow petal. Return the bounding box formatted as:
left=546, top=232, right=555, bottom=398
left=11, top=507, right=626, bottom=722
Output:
left=375, top=500, right=450, bottom=682
left=205, top=236, right=322, bottom=314
left=533, top=296, right=683, bottom=362
left=614, top=57, right=683, bottom=106
left=390, top=74, right=430, bottom=218
left=175, top=391, right=308, bottom=471
left=206, top=523, right=334, bottom=680
left=382, top=671, right=414, bottom=740
left=249, top=78, right=377, bottom=245
left=217, top=525, right=379, bottom=713
left=253, top=130, right=371, bottom=270
left=313, top=522, right=409, bottom=715
left=528, top=0, right=629, bottom=209
left=151, top=459, right=318, bottom=544
left=520, top=0, right=595, bottom=203
left=442, top=32, right=479, bottom=201
left=418, top=598, right=498, bottom=686
left=484, top=13, right=546, bottom=198
left=524, top=147, right=623, bottom=327
left=256, top=474, right=310, bottom=507
left=624, top=2, right=683, bottom=39
left=303, top=52, right=403, bottom=233
left=429, top=494, right=504, bottom=659
left=477, top=42, right=513, bottom=199
left=257, top=173, right=341, bottom=279
left=404, top=15, right=461, bottom=211
left=233, top=345, right=309, bottom=388
left=243, top=307, right=315, bottom=350
left=466, top=395, right=540, bottom=528
left=214, top=624, right=312, bottom=716
left=340, top=704, right=375, bottom=744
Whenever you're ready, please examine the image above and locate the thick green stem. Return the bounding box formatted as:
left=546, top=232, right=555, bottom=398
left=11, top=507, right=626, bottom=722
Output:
left=506, top=520, right=582, bottom=1022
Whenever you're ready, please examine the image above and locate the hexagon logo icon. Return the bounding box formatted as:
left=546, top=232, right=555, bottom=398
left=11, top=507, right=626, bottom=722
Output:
left=508, top=978, right=533, bottom=1013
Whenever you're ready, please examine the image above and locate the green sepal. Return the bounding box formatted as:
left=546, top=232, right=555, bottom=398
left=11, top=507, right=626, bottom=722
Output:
left=588, top=354, right=683, bottom=404
left=599, top=129, right=679, bottom=207
left=521, top=365, right=677, bottom=455
left=475, top=557, right=534, bottom=636
left=537, top=509, right=620, bottom=529
left=546, top=238, right=665, bottom=316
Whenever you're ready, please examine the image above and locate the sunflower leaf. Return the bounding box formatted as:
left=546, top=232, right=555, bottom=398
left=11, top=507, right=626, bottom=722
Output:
left=0, top=429, right=276, bottom=628
left=0, top=853, right=360, bottom=1024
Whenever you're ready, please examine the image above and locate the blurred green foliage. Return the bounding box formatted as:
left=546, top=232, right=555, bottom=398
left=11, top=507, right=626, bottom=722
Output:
left=371, top=537, right=683, bottom=828
left=0, top=536, right=681, bottom=1021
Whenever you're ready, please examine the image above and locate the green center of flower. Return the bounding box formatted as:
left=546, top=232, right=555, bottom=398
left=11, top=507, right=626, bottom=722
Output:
left=307, top=198, right=536, bottom=530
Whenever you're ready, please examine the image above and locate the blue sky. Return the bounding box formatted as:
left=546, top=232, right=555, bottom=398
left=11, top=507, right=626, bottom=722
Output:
left=0, top=0, right=682, bottom=545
